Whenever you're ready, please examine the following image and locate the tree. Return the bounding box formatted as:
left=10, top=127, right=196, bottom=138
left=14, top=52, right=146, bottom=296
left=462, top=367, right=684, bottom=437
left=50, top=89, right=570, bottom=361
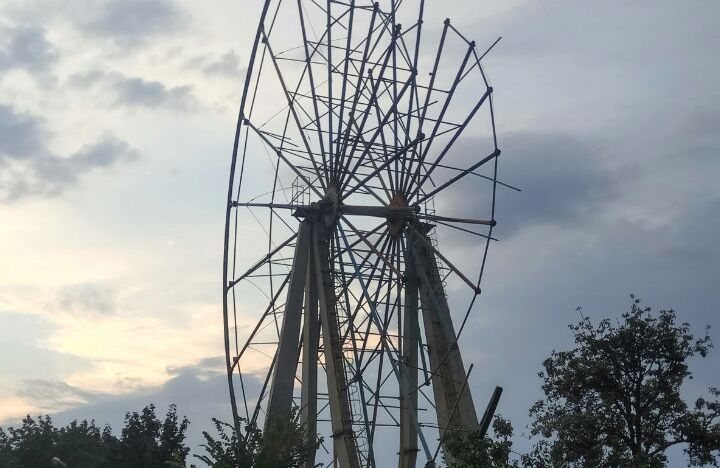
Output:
left=2, top=416, right=58, bottom=468
left=524, top=296, right=720, bottom=467
left=196, top=407, right=322, bottom=468
left=0, top=404, right=190, bottom=468
left=443, top=416, right=519, bottom=468
left=53, top=420, right=112, bottom=468
left=115, top=404, right=190, bottom=468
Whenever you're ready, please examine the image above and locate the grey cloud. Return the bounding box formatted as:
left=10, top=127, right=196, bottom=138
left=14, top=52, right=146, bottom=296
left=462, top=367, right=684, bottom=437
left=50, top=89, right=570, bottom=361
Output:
left=204, top=50, right=243, bottom=76
left=17, top=380, right=96, bottom=412
left=57, top=283, right=117, bottom=315
left=65, top=70, right=105, bottom=88
left=72, top=136, right=140, bottom=169
left=69, top=70, right=196, bottom=110
left=0, top=25, right=58, bottom=74
left=187, top=50, right=245, bottom=77
left=166, top=356, right=225, bottom=379
left=485, top=0, right=720, bottom=65
left=493, top=132, right=616, bottom=238
left=0, top=104, right=138, bottom=202
left=6, top=0, right=186, bottom=47
left=440, top=132, right=617, bottom=240
left=0, top=104, right=47, bottom=158
left=113, top=77, right=194, bottom=109
left=80, top=0, right=186, bottom=46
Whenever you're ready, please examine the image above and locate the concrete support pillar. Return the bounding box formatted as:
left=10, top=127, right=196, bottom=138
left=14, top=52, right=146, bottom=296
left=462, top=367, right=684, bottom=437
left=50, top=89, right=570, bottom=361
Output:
left=399, top=237, right=420, bottom=468
left=265, top=221, right=311, bottom=428
left=301, top=240, right=319, bottom=468
left=313, top=223, right=360, bottom=468
left=411, top=228, right=479, bottom=445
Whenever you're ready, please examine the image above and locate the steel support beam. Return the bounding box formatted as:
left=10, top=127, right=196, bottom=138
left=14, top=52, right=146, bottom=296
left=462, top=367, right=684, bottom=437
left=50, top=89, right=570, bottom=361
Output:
left=301, top=246, right=320, bottom=468
left=411, top=228, right=479, bottom=448
left=313, top=223, right=360, bottom=468
left=399, top=234, right=419, bottom=468
left=265, top=221, right=312, bottom=429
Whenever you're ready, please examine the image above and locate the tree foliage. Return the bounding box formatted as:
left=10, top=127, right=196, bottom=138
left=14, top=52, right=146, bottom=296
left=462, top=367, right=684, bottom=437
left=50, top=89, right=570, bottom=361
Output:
left=524, top=296, right=720, bottom=467
left=0, top=404, right=190, bottom=468
left=195, top=407, right=322, bottom=468
left=0, top=402, right=322, bottom=468
left=443, top=415, right=519, bottom=468
left=116, top=404, right=190, bottom=467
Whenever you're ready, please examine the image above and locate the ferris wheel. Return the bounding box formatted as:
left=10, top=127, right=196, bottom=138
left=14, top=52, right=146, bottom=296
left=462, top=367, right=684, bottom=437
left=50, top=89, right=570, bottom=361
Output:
left=222, top=1, right=503, bottom=466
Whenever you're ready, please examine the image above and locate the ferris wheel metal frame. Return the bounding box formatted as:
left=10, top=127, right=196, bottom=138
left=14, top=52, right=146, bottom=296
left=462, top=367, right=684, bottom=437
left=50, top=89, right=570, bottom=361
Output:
left=221, top=1, right=507, bottom=466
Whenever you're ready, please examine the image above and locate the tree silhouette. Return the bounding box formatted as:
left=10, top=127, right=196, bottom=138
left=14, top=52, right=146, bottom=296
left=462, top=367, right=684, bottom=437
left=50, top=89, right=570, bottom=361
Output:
left=524, top=296, right=720, bottom=467
left=0, top=405, right=189, bottom=468
left=195, top=407, right=322, bottom=468
left=116, top=404, right=189, bottom=468
left=443, top=415, right=519, bottom=467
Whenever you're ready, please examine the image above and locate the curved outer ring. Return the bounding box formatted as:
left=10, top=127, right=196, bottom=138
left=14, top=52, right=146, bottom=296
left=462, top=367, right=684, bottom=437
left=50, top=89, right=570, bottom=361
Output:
left=222, top=0, right=273, bottom=425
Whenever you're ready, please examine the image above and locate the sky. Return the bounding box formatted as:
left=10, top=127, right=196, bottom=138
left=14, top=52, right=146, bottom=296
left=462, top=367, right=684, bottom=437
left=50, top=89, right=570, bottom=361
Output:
left=1, top=0, right=718, bottom=465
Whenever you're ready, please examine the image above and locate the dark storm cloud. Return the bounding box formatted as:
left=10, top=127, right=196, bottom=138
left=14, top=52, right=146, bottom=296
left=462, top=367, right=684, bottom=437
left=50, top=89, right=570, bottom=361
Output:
left=57, top=283, right=117, bottom=316
left=69, top=70, right=196, bottom=110
left=493, top=132, right=616, bottom=238
left=0, top=104, right=138, bottom=202
left=0, top=25, right=58, bottom=74
left=441, top=132, right=617, bottom=240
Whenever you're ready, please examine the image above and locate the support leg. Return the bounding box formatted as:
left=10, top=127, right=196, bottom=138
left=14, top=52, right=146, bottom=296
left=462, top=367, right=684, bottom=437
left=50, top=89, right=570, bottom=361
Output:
left=266, top=221, right=312, bottom=428
left=313, top=223, right=360, bottom=468
left=399, top=238, right=419, bottom=468
left=411, top=229, right=479, bottom=445
left=301, top=240, right=319, bottom=468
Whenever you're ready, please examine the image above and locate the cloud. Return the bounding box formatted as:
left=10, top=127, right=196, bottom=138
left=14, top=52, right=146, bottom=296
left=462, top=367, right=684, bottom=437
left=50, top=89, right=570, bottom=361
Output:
left=0, top=25, right=58, bottom=75
left=4, top=0, right=187, bottom=47
left=493, top=132, right=617, bottom=238
left=439, top=131, right=617, bottom=240
left=17, top=380, right=95, bottom=412
left=167, top=356, right=225, bottom=379
left=0, top=104, right=47, bottom=157
left=6, top=357, right=261, bottom=462
left=57, top=283, right=117, bottom=316
left=485, top=0, right=720, bottom=67
left=0, top=311, right=91, bottom=383
left=79, top=0, right=186, bottom=46
left=0, top=104, right=138, bottom=202
left=186, top=50, right=245, bottom=77
left=113, top=77, right=194, bottom=109
left=69, top=70, right=197, bottom=110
